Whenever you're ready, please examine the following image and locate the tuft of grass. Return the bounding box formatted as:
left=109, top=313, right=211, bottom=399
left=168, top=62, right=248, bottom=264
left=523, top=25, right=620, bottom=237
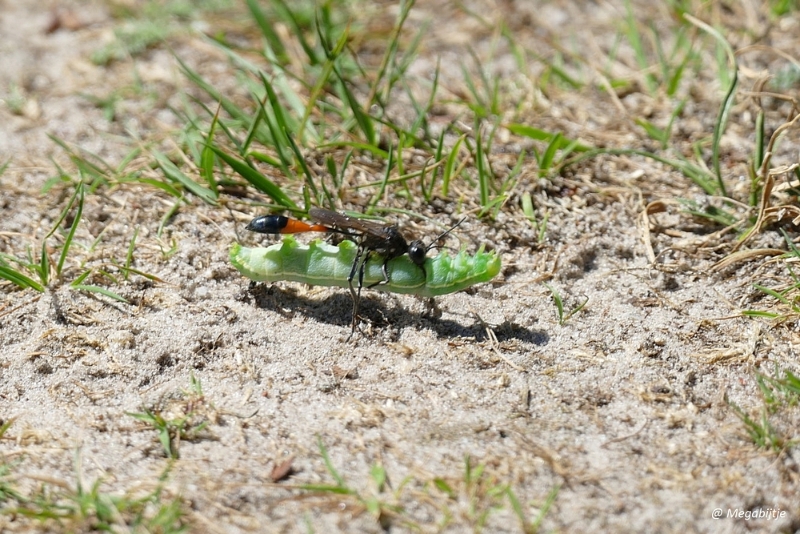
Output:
left=726, top=366, right=800, bottom=452
left=0, top=419, right=188, bottom=532
left=3, top=472, right=188, bottom=533
left=173, top=0, right=525, bottom=219
left=297, top=437, right=407, bottom=530
left=295, top=439, right=557, bottom=532
left=726, top=398, right=787, bottom=452
left=0, top=175, right=164, bottom=302
left=507, top=124, right=591, bottom=182
left=742, top=232, right=800, bottom=322
left=684, top=13, right=738, bottom=198
left=544, top=283, right=588, bottom=326
left=634, top=98, right=687, bottom=149
left=521, top=192, right=549, bottom=243
left=126, top=373, right=212, bottom=459
left=0, top=182, right=86, bottom=292
left=429, top=455, right=558, bottom=533
left=460, top=49, right=501, bottom=119
left=92, top=0, right=232, bottom=65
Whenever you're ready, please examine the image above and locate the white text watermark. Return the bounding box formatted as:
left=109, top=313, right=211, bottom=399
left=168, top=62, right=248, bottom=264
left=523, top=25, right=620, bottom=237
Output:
left=711, top=508, right=786, bottom=520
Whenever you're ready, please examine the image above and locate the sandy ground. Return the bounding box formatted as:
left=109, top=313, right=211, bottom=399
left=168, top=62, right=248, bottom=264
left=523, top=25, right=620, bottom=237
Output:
left=2, top=1, right=800, bottom=533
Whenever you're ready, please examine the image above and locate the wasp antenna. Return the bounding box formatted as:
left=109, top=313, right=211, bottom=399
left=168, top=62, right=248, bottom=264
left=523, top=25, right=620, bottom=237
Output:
left=426, top=217, right=466, bottom=252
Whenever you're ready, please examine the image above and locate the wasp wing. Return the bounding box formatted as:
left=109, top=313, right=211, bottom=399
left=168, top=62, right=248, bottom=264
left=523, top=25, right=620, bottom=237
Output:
left=308, top=208, right=394, bottom=238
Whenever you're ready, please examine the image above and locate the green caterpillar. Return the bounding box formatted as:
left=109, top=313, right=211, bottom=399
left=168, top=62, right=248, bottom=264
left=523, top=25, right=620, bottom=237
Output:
left=230, top=236, right=501, bottom=298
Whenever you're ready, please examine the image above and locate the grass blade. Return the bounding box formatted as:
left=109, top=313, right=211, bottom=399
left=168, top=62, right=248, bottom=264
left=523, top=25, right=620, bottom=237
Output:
left=539, top=133, right=563, bottom=174
left=274, top=0, right=319, bottom=65
left=506, top=124, right=592, bottom=152
left=684, top=13, right=737, bottom=197
left=245, top=0, right=287, bottom=62
left=56, top=183, right=84, bottom=277
left=0, top=264, right=45, bottom=292
left=316, top=436, right=346, bottom=488
left=71, top=284, right=129, bottom=303
left=284, top=130, right=319, bottom=203
left=319, top=21, right=376, bottom=145
left=124, top=227, right=140, bottom=281
left=317, top=141, right=389, bottom=160
left=153, top=150, right=217, bottom=204
left=475, top=121, right=490, bottom=208
left=210, top=147, right=297, bottom=208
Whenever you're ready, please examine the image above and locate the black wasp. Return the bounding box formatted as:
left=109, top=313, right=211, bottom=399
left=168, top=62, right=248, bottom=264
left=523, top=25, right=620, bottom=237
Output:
left=246, top=207, right=463, bottom=337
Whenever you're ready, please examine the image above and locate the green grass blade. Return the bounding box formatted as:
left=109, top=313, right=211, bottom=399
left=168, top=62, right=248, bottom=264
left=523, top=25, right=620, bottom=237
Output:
left=544, top=282, right=565, bottom=324
left=71, top=269, right=92, bottom=286
left=114, top=264, right=165, bottom=283
left=200, top=143, right=217, bottom=192
left=539, top=133, right=563, bottom=173
left=711, top=69, right=737, bottom=197
left=56, top=183, right=84, bottom=277
left=367, top=0, right=412, bottom=107
left=0, top=265, right=45, bottom=292
left=741, top=310, right=780, bottom=319
left=47, top=134, right=114, bottom=179
left=532, top=484, right=561, bottom=530
left=319, top=21, right=376, bottom=145
left=685, top=14, right=737, bottom=197
left=210, top=147, right=297, bottom=208
left=39, top=239, right=50, bottom=286
left=153, top=151, right=217, bottom=204
left=506, top=124, right=592, bottom=152
left=635, top=118, right=668, bottom=146
left=297, top=484, right=355, bottom=496
left=460, top=61, right=487, bottom=117
left=275, top=0, right=319, bottom=64
left=368, top=145, right=395, bottom=214
left=475, top=122, right=489, bottom=207
left=135, top=177, right=183, bottom=199
left=176, top=56, right=251, bottom=127
left=624, top=0, right=657, bottom=94
left=522, top=191, right=535, bottom=221
left=783, top=371, right=800, bottom=395
left=418, top=158, right=432, bottom=203
left=249, top=151, right=282, bottom=167
left=124, top=226, right=140, bottom=281
left=316, top=436, right=347, bottom=488
left=317, top=141, right=389, bottom=160
left=245, top=0, right=287, bottom=62
left=335, top=75, right=376, bottom=145
left=71, top=284, right=129, bottom=303
left=260, top=71, right=295, bottom=139
left=257, top=73, right=295, bottom=179
left=405, top=57, right=440, bottom=146
left=426, top=129, right=446, bottom=199
left=253, top=97, right=293, bottom=179
left=284, top=130, right=320, bottom=203
left=241, top=94, right=268, bottom=155
left=752, top=284, right=792, bottom=306
left=442, top=135, right=466, bottom=197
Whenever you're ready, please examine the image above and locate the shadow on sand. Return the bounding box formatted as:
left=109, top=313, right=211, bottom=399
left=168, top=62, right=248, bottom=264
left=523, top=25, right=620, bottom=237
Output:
left=245, top=283, right=548, bottom=345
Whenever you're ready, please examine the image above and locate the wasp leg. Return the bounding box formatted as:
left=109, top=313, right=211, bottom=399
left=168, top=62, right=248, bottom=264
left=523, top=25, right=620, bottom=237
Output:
left=366, top=257, right=392, bottom=290
left=346, top=246, right=366, bottom=340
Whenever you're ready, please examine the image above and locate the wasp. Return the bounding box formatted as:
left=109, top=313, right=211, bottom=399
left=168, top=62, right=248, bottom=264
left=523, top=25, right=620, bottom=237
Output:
left=246, top=207, right=463, bottom=337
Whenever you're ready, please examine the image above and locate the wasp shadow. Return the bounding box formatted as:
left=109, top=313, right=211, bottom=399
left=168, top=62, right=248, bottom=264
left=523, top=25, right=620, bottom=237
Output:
left=491, top=320, right=549, bottom=345
left=247, top=283, right=355, bottom=328
left=246, top=283, right=546, bottom=344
